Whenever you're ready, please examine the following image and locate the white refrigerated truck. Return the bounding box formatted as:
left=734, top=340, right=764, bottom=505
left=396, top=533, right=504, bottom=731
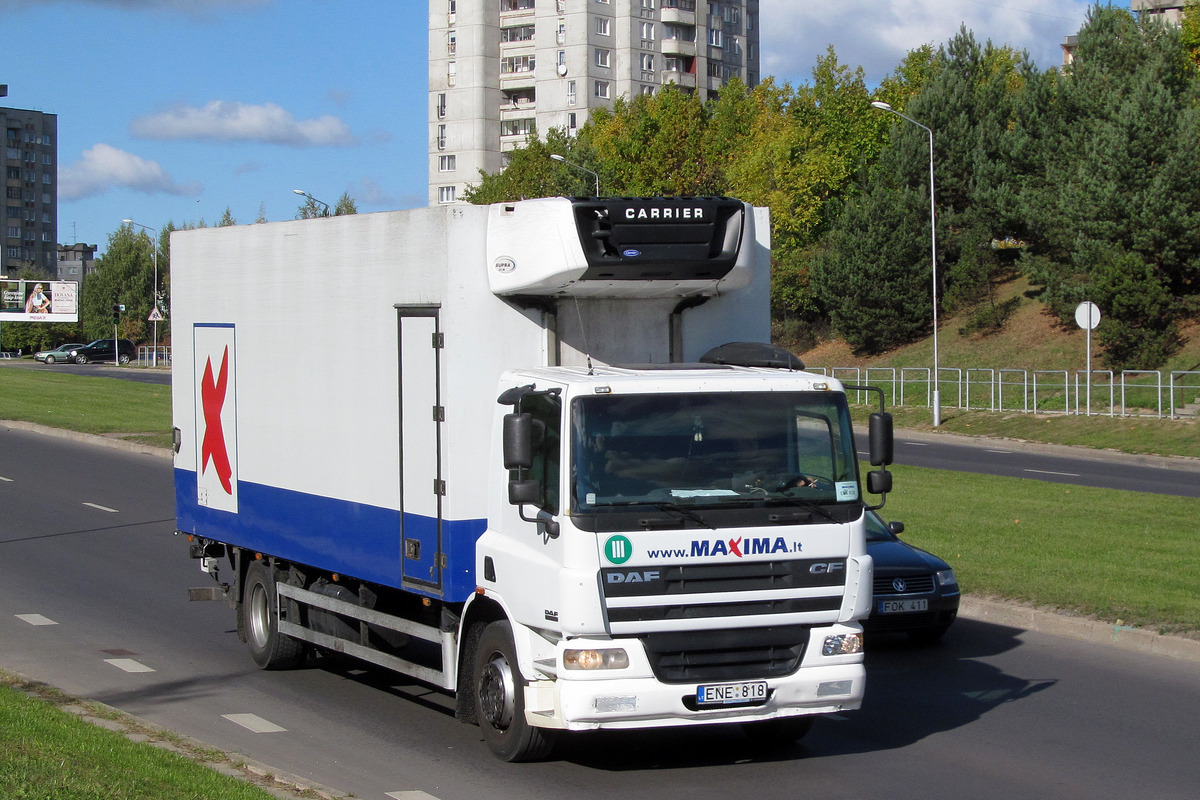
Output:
left=171, top=196, right=894, bottom=761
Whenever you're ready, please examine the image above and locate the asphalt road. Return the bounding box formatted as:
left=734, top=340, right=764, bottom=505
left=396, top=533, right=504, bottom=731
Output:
left=3, top=426, right=1200, bottom=800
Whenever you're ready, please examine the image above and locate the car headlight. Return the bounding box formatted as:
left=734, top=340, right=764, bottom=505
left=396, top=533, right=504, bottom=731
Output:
left=936, top=569, right=958, bottom=588
left=822, top=632, right=863, bottom=656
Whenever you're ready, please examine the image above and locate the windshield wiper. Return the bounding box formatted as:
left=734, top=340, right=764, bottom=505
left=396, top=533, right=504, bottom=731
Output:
left=761, top=496, right=838, bottom=523
left=651, top=502, right=716, bottom=530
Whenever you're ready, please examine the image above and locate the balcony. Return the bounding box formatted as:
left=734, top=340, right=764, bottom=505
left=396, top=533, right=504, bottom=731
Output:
left=661, top=8, right=696, bottom=26
left=661, top=71, right=697, bottom=89
left=662, top=38, right=696, bottom=58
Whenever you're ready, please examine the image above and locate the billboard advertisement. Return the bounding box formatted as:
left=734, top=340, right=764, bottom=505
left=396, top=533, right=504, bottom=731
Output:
left=0, top=279, right=79, bottom=322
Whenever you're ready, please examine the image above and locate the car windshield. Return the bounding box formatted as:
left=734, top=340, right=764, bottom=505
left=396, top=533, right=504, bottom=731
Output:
left=571, top=391, right=860, bottom=511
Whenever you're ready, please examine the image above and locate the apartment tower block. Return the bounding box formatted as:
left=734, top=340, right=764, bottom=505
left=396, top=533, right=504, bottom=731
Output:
left=429, top=0, right=760, bottom=205
left=2, top=106, right=57, bottom=276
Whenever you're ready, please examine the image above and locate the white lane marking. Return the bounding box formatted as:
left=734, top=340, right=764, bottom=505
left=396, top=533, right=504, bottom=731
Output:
left=222, top=713, right=287, bottom=733
left=903, top=441, right=929, bottom=446
left=105, top=658, right=155, bottom=673
left=387, top=792, right=443, bottom=800
left=0, top=475, right=13, bottom=482
left=16, top=613, right=57, bottom=626
left=985, top=448, right=1013, bottom=454
left=1025, top=468, right=1081, bottom=478
left=83, top=502, right=119, bottom=513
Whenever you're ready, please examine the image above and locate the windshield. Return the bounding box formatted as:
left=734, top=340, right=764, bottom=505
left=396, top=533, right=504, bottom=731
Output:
left=571, top=391, right=860, bottom=513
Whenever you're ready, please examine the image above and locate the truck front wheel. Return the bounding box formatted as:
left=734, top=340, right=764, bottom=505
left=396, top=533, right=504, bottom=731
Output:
left=472, top=621, right=555, bottom=762
left=242, top=561, right=306, bottom=670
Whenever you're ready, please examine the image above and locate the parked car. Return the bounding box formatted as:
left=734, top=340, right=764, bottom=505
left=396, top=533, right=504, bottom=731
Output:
left=70, top=339, right=136, bottom=365
left=865, top=509, right=960, bottom=641
left=34, top=343, right=84, bottom=364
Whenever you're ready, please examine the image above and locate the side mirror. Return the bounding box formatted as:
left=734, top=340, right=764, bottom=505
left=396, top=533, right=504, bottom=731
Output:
left=888, top=520, right=905, bottom=536
left=869, top=411, right=893, bottom=467
left=503, top=413, right=534, bottom=470
left=508, top=479, right=541, bottom=506
left=866, top=469, right=892, bottom=495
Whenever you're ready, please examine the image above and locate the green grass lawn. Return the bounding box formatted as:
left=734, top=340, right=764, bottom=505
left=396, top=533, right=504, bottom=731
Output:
left=882, top=464, right=1200, bottom=637
left=0, top=368, right=170, bottom=440
left=0, top=681, right=281, bottom=800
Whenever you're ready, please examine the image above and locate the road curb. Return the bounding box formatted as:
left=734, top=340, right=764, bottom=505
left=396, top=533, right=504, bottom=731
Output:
left=1, top=419, right=172, bottom=460
left=959, top=596, right=1200, bottom=663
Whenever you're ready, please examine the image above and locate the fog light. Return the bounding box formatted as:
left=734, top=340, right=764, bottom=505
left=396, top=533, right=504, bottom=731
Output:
left=564, top=648, right=630, bottom=670
left=822, top=633, right=863, bottom=656
left=817, top=680, right=853, bottom=697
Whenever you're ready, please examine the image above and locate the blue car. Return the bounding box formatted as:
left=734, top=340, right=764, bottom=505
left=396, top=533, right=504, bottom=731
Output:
left=865, top=510, right=960, bottom=641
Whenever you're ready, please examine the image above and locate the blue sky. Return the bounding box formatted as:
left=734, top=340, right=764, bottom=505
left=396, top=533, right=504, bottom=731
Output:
left=1, top=0, right=1092, bottom=256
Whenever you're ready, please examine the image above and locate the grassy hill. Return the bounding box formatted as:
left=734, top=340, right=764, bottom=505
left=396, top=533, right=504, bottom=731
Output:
left=780, top=277, right=1200, bottom=459
left=790, top=275, right=1200, bottom=376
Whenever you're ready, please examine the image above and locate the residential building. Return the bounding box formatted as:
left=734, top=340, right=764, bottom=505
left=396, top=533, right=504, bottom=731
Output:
left=2, top=106, right=57, bottom=276
left=1131, top=0, right=1185, bottom=25
left=56, top=242, right=97, bottom=287
left=429, top=0, right=760, bottom=205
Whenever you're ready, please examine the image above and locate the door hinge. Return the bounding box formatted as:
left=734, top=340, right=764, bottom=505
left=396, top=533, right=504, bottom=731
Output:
left=432, top=405, right=445, bottom=422
left=434, top=479, right=447, bottom=496
left=432, top=331, right=444, bottom=349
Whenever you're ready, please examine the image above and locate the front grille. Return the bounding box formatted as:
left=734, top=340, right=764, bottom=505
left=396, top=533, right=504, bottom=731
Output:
left=608, top=595, right=840, bottom=624
left=873, top=574, right=935, bottom=595
left=642, top=625, right=809, bottom=683
left=602, top=557, right=846, bottom=631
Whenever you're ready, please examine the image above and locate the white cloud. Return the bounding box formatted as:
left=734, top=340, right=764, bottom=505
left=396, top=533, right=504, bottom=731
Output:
left=58, top=143, right=201, bottom=201
left=759, top=0, right=1094, bottom=87
left=130, top=101, right=356, bottom=147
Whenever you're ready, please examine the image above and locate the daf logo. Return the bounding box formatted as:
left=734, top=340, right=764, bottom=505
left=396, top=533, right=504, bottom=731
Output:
left=892, top=578, right=908, bottom=593
left=607, top=570, right=661, bottom=584
left=809, top=562, right=846, bottom=575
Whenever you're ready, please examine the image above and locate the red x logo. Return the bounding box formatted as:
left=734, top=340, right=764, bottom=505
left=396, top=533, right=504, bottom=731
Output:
left=200, top=346, right=233, bottom=495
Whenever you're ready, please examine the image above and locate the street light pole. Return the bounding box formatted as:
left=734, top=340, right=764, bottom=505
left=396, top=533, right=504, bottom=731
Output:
left=871, top=101, right=941, bottom=426
left=550, top=154, right=600, bottom=197
left=293, top=188, right=331, bottom=217
left=123, top=219, right=160, bottom=367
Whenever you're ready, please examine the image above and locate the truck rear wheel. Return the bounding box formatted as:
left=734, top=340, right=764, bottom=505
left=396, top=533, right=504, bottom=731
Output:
left=473, top=621, right=555, bottom=762
left=243, top=561, right=306, bottom=670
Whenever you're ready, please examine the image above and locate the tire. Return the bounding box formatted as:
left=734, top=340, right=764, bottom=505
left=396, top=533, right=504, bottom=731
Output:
left=44, top=355, right=56, bottom=364
left=75, top=353, right=88, bottom=364
left=242, top=560, right=306, bottom=670
left=741, top=715, right=815, bottom=744
left=472, top=621, right=555, bottom=762
left=118, top=353, right=130, bottom=365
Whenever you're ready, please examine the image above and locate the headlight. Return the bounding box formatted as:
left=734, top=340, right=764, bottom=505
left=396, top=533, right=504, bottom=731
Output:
left=822, top=633, right=863, bottom=656
left=936, top=569, right=958, bottom=588
left=563, top=648, right=630, bottom=670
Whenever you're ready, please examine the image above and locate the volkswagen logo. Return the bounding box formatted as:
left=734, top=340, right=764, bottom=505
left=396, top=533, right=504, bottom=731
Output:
left=892, top=578, right=908, bottom=593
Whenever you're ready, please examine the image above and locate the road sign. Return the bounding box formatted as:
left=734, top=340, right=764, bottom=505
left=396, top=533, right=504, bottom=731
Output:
left=148, top=307, right=164, bottom=322
left=1075, top=301, right=1100, bottom=331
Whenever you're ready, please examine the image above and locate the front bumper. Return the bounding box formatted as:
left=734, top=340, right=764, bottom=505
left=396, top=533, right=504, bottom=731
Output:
left=523, top=624, right=865, bottom=731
